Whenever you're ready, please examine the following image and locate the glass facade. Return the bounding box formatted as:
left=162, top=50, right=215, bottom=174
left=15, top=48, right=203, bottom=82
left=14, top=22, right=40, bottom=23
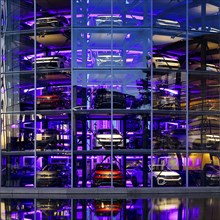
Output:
left=0, top=0, right=220, bottom=189
left=1, top=195, right=220, bottom=219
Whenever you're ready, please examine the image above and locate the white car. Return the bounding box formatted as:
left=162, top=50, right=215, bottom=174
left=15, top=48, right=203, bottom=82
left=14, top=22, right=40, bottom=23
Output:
left=35, top=16, right=69, bottom=28
left=94, top=128, right=124, bottom=149
left=147, top=54, right=180, bottom=69
left=131, top=164, right=182, bottom=187
left=33, top=56, right=70, bottom=69
left=154, top=18, right=181, bottom=29
left=95, top=15, right=123, bottom=26
left=95, top=53, right=123, bottom=67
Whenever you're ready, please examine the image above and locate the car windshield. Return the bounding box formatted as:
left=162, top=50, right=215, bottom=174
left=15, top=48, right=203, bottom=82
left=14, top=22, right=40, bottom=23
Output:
left=206, top=165, right=220, bottom=172
left=96, top=164, right=119, bottom=171
left=150, top=165, right=169, bottom=171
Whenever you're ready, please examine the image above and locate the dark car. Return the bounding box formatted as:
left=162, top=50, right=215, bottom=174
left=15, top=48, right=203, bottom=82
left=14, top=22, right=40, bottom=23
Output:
left=37, top=164, right=70, bottom=187
left=204, top=164, right=220, bottom=186
left=92, top=88, right=126, bottom=109
left=37, top=92, right=70, bottom=110
left=91, top=163, right=125, bottom=187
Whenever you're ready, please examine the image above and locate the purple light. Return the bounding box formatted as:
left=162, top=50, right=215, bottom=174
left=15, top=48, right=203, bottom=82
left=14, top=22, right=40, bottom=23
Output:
left=11, top=124, right=18, bottom=129
left=160, top=88, right=178, bottom=95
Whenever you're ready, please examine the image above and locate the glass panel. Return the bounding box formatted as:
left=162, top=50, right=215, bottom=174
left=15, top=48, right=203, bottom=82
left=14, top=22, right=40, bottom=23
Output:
left=153, top=0, right=186, bottom=30
left=189, top=114, right=220, bottom=151
left=36, top=155, right=71, bottom=187
left=2, top=32, right=34, bottom=73
left=37, top=199, right=71, bottom=218
left=183, top=152, right=220, bottom=187
left=2, top=1, right=34, bottom=32
left=188, top=1, right=220, bottom=33
left=1, top=113, right=34, bottom=152
left=89, top=156, right=126, bottom=188
left=189, top=73, right=220, bottom=112
left=2, top=155, right=34, bottom=187
left=36, top=113, right=71, bottom=151
left=2, top=197, right=220, bottom=219
left=153, top=113, right=186, bottom=150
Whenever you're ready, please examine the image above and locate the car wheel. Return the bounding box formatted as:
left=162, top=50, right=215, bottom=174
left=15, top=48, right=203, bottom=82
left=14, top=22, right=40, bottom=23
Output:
left=131, top=176, right=138, bottom=187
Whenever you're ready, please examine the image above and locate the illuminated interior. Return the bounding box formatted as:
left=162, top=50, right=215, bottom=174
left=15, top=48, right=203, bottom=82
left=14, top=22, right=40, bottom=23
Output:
left=1, top=0, right=220, bottom=191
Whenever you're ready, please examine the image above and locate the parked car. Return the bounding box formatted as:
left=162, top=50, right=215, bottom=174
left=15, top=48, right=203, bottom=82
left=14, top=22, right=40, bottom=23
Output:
left=187, top=60, right=220, bottom=72
left=95, top=52, right=123, bottom=67
left=92, top=88, right=126, bottom=109
left=131, top=164, right=182, bottom=187
left=204, top=164, right=220, bottom=186
left=154, top=18, right=181, bottom=29
left=33, top=56, right=70, bottom=69
left=147, top=54, right=180, bottom=69
left=94, top=15, right=123, bottom=26
left=35, top=16, right=69, bottom=28
left=94, top=128, right=124, bottom=149
left=91, top=163, right=125, bottom=187
left=37, top=164, right=70, bottom=187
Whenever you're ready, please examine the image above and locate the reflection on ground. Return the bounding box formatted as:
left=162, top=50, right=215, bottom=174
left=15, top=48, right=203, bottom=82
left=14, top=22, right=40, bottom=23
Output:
left=1, top=194, right=220, bottom=219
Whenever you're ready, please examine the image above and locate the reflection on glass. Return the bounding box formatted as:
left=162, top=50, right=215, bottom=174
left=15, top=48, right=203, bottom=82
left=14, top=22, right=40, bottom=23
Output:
left=2, top=196, right=220, bottom=219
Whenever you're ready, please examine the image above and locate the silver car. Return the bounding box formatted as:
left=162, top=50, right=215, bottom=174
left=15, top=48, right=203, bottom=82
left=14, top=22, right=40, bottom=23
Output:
left=95, top=15, right=122, bottom=26
left=131, top=164, right=182, bottom=187
left=94, top=128, right=124, bottom=149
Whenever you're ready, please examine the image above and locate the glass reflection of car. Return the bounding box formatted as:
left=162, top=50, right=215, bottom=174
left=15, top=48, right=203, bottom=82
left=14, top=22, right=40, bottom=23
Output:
left=128, top=130, right=180, bottom=149
left=154, top=18, right=181, bottom=29
left=36, top=129, right=59, bottom=151
left=189, top=116, right=220, bottom=149
left=131, top=165, right=182, bottom=187
left=37, top=92, right=70, bottom=110
left=94, top=128, right=124, bottom=149
left=190, top=26, right=220, bottom=33
left=93, top=88, right=126, bottom=109
left=35, top=16, right=69, bottom=28
left=95, top=15, right=123, bottom=26
left=187, top=60, right=220, bottom=72
left=37, top=164, right=70, bottom=187
left=204, top=164, right=220, bottom=186
left=147, top=54, right=180, bottom=69
left=34, top=56, right=70, bottom=69
left=95, top=52, right=123, bottom=67
left=91, top=199, right=122, bottom=217
left=154, top=95, right=179, bottom=110
left=91, top=163, right=125, bottom=187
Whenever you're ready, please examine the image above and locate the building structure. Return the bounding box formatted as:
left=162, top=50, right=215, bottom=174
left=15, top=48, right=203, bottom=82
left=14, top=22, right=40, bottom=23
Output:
left=0, top=0, right=220, bottom=194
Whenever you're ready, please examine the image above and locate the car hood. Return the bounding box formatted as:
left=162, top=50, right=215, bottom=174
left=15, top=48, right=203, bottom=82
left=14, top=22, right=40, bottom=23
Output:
left=153, top=171, right=180, bottom=177
left=37, top=171, right=58, bottom=176
left=153, top=56, right=179, bottom=62
left=96, top=134, right=122, bottom=139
